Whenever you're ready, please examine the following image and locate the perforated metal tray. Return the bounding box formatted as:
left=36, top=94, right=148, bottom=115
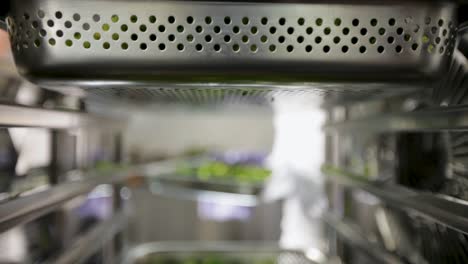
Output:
left=124, top=242, right=319, bottom=264
left=7, top=0, right=457, bottom=96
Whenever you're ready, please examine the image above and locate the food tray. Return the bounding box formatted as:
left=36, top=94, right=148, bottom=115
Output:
left=143, top=159, right=267, bottom=206
left=124, top=241, right=319, bottom=264
left=7, top=0, right=457, bottom=95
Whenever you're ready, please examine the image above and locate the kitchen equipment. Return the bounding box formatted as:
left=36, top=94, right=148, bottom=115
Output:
left=6, top=0, right=456, bottom=98
left=124, top=241, right=318, bottom=264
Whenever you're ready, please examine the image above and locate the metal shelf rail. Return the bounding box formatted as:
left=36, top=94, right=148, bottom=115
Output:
left=0, top=99, right=129, bottom=263
left=323, top=167, right=468, bottom=235
left=324, top=105, right=468, bottom=133
left=323, top=213, right=405, bottom=264
left=0, top=102, right=124, bottom=129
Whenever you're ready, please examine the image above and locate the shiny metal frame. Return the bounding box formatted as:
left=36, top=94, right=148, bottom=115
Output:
left=8, top=0, right=456, bottom=93
left=324, top=167, right=468, bottom=235
left=323, top=213, right=405, bottom=264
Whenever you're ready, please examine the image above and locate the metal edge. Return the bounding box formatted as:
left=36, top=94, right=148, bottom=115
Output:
left=123, top=241, right=307, bottom=264
left=0, top=169, right=133, bottom=234
left=323, top=166, right=468, bottom=235
left=0, top=103, right=125, bottom=129
left=323, top=213, right=405, bottom=264
left=324, top=105, right=468, bottom=133
left=50, top=211, right=127, bottom=264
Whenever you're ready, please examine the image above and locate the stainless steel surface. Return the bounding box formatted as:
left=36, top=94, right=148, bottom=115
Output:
left=0, top=169, right=132, bottom=234
left=124, top=241, right=316, bottom=264
left=324, top=167, right=468, bottom=235
left=324, top=105, right=468, bottom=133
left=8, top=0, right=456, bottom=94
left=323, top=213, right=405, bottom=264
left=50, top=211, right=127, bottom=264
left=142, top=159, right=264, bottom=206
left=0, top=102, right=124, bottom=129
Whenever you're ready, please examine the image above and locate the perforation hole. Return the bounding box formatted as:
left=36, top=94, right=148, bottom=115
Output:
left=425, top=17, right=431, bottom=25
left=159, top=43, right=166, bottom=51
left=130, top=15, right=138, bottom=23
left=103, top=42, right=110, bottom=49
left=159, top=25, right=167, bottom=32
left=149, top=15, right=157, bottom=24
left=102, top=23, right=110, bottom=31
left=187, top=34, right=194, bottom=42
left=370, top=18, right=378, bottom=26
left=121, top=42, right=129, bottom=50
left=251, top=44, right=258, bottom=52
left=195, top=26, right=202, bottom=33
left=360, top=28, right=367, bottom=35
left=297, top=36, right=304, bottom=43
left=305, top=45, right=312, bottom=52
left=342, top=28, right=349, bottom=35
left=285, top=45, right=293, bottom=52
left=213, top=44, right=220, bottom=52
left=342, top=45, right=349, bottom=53
left=150, top=34, right=157, bottom=41
left=55, top=12, right=63, bottom=19
left=270, top=27, right=277, bottom=34
left=279, top=18, right=286, bottom=26
left=251, top=27, right=258, bottom=34
left=369, top=36, right=376, bottom=44
left=40, top=29, right=47, bottom=37
left=404, top=34, right=411, bottom=41
left=379, top=28, right=386, bottom=35
left=387, top=36, right=395, bottom=44
left=93, top=15, right=101, bottom=22
left=435, top=37, right=441, bottom=44
left=83, top=41, right=91, bottom=49
left=377, top=46, right=384, bottom=53
left=204, top=16, right=212, bottom=25
left=178, top=25, right=185, bottom=33
left=242, top=17, right=249, bottom=25
left=316, top=18, right=323, bottom=26
left=395, top=45, right=402, bottom=53
left=32, top=21, right=39, bottom=28
left=323, top=45, right=330, bottom=53
left=306, top=27, right=313, bottom=35
left=187, top=16, right=194, bottom=24
left=298, top=18, right=305, bottom=26
left=140, top=43, right=147, bottom=50
left=359, top=46, right=366, bottom=53
left=334, top=18, right=342, bottom=26
left=178, top=43, right=185, bottom=51
left=278, top=36, right=285, bottom=43
left=94, top=33, right=101, bottom=40
left=34, top=39, right=41, bottom=47
left=83, top=23, right=90, bottom=31
left=37, top=10, right=45, bottom=19
left=196, top=44, right=203, bottom=51
left=388, top=18, right=396, bottom=26
left=287, top=27, right=294, bottom=34
left=48, top=38, right=55, bottom=46
left=412, top=43, right=419, bottom=50
left=324, top=27, right=331, bottom=35
left=111, top=15, right=119, bottom=23
left=121, top=24, right=128, bottom=32
left=243, top=35, right=249, bottom=43
left=74, top=32, right=81, bottom=40
left=261, top=35, right=268, bottom=43
left=56, top=30, right=63, bottom=37
left=233, top=44, right=240, bottom=52
left=315, top=36, right=322, bottom=44
left=437, top=19, right=444, bottom=27
left=169, top=34, right=176, bottom=42
left=352, top=19, right=359, bottom=26
left=47, top=20, right=54, bottom=27
left=333, top=36, right=341, bottom=44
left=439, top=46, right=444, bottom=54
left=65, top=39, right=73, bottom=47
left=351, top=37, right=358, bottom=44
left=131, top=34, right=138, bottom=41
left=269, top=44, right=277, bottom=52
left=205, top=35, right=212, bottom=42
left=224, top=35, right=231, bottom=43
left=261, top=17, right=268, bottom=25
